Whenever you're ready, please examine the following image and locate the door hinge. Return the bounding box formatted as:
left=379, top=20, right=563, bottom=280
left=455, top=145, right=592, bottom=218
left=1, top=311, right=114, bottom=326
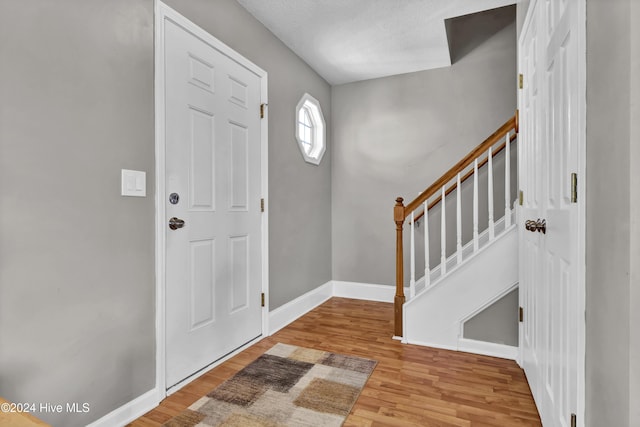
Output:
left=571, top=413, right=577, bottom=427
left=519, top=73, right=524, bottom=89
left=260, top=103, right=267, bottom=119
left=571, top=173, right=578, bottom=203
left=519, top=190, right=524, bottom=206
left=261, top=292, right=265, bottom=307
left=260, top=198, right=265, bottom=212
left=519, top=306, right=524, bottom=322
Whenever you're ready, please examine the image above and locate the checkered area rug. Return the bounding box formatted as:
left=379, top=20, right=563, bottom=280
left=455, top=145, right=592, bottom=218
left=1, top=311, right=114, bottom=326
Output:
left=163, top=343, right=377, bottom=427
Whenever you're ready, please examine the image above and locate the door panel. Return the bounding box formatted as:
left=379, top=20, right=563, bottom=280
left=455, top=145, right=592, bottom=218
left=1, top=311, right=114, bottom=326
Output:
left=541, top=3, right=577, bottom=425
left=519, top=1, right=582, bottom=426
left=190, top=239, right=215, bottom=329
left=189, top=107, right=215, bottom=210
left=229, top=122, right=249, bottom=211
left=519, top=3, right=542, bottom=397
left=229, top=234, right=250, bottom=313
left=164, top=18, right=263, bottom=389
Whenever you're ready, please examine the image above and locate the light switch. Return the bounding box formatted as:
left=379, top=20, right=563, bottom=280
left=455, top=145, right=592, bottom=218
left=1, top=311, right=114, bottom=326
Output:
left=121, top=169, right=146, bottom=197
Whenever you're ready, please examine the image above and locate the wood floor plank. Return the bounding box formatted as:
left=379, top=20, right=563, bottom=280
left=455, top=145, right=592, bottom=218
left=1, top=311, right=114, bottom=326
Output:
left=128, top=298, right=541, bottom=427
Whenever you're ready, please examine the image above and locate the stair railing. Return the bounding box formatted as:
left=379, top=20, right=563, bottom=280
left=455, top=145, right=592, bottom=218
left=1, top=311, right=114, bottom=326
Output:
left=393, top=114, right=518, bottom=337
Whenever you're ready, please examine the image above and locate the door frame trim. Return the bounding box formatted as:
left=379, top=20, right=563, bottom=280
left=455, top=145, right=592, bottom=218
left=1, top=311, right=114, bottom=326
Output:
left=517, top=0, right=586, bottom=425
left=154, top=0, right=269, bottom=398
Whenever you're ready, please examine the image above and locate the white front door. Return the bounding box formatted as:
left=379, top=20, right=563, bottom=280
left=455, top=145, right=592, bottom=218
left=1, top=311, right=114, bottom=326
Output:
left=518, top=1, right=585, bottom=426
left=163, top=16, right=264, bottom=389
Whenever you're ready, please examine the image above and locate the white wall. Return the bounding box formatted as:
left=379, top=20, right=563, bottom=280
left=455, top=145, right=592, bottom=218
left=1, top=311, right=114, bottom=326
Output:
left=516, top=0, right=531, bottom=35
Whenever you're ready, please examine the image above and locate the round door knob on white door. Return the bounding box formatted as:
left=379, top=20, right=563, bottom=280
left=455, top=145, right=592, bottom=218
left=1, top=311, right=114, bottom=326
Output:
left=168, top=217, right=185, bottom=230
left=524, top=219, right=546, bottom=234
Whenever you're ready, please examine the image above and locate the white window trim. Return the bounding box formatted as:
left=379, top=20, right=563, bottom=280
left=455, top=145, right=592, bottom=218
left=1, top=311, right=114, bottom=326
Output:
left=295, top=93, right=326, bottom=165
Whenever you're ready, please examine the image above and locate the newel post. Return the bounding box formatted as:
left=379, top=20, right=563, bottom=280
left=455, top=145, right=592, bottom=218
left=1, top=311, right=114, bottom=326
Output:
left=394, top=197, right=406, bottom=337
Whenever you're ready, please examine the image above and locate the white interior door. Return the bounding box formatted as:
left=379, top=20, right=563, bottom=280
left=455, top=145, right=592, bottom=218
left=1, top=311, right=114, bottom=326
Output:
left=518, top=1, right=584, bottom=426
left=539, top=1, right=579, bottom=425
left=519, top=3, right=543, bottom=399
left=163, top=17, right=263, bottom=389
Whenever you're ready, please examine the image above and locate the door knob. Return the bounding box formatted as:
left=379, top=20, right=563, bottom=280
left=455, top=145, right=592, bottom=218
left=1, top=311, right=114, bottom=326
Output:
left=524, top=218, right=546, bottom=233
left=169, top=217, right=185, bottom=230
left=535, top=218, right=546, bottom=234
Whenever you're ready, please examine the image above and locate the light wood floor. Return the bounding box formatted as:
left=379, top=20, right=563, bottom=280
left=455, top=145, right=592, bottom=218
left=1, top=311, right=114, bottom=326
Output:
left=129, top=298, right=541, bottom=426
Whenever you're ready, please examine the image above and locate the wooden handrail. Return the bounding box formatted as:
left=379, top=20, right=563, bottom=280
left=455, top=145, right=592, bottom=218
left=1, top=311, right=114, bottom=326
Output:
left=393, top=113, right=517, bottom=338
left=403, top=115, right=516, bottom=218
left=411, top=132, right=517, bottom=224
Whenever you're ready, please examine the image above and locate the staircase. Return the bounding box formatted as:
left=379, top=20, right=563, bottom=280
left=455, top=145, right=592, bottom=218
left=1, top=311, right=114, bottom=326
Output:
left=393, top=114, right=519, bottom=356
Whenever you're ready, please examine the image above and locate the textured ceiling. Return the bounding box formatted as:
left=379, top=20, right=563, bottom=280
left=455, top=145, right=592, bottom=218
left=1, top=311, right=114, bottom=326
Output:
left=236, top=0, right=516, bottom=85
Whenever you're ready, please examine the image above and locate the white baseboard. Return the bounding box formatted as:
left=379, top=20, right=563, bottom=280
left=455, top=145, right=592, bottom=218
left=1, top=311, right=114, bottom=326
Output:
left=86, top=388, right=159, bottom=427
left=457, top=338, right=519, bottom=360
left=332, top=280, right=404, bottom=303
left=404, top=338, right=518, bottom=361
left=268, top=281, right=333, bottom=334
left=269, top=280, right=401, bottom=335
left=404, top=339, right=459, bottom=352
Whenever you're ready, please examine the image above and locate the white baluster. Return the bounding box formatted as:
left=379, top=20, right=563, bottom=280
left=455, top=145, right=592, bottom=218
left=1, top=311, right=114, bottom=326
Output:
left=440, top=185, right=447, bottom=276
left=505, top=133, right=512, bottom=228
left=473, top=159, right=479, bottom=252
left=410, top=211, right=415, bottom=299
left=488, top=147, right=495, bottom=240
left=424, top=201, right=430, bottom=288
left=456, top=173, right=462, bottom=264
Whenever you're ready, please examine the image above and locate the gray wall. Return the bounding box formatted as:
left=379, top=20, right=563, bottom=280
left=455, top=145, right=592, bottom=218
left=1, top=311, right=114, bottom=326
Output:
left=464, top=288, right=519, bottom=346
left=585, top=0, right=633, bottom=426
left=630, top=1, right=640, bottom=425
left=331, top=18, right=516, bottom=286
left=0, top=1, right=155, bottom=425
left=0, top=0, right=330, bottom=425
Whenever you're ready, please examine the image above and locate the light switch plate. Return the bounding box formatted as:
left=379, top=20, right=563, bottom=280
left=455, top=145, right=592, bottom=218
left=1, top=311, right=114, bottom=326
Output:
left=121, top=169, right=146, bottom=197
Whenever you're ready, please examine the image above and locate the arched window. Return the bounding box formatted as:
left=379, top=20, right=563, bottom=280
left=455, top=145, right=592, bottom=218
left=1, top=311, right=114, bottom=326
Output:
left=295, top=93, right=326, bottom=165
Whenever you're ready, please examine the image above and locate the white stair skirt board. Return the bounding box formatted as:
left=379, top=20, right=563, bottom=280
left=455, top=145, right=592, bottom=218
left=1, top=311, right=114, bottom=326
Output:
left=403, top=225, right=518, bottom=351
left=86, top=389, right=158, bottom=427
